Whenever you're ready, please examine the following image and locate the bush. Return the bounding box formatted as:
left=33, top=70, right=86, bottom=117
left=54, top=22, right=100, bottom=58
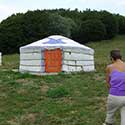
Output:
left=117, top=15, right=125, bottom=34
left=79, top=19, right=106, bottom=43
left=47, top=86, right=69, bottom=98
left=47, top=13, right=75, bottom=37
left=100, top=11, right=119, bottom=39
left=0, top=12, right=76, bottom=54
left=0, top=9, right=122, bottom=54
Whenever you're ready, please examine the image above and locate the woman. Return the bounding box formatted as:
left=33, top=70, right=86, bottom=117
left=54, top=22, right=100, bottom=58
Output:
left=103, top=49, right=125, bottom=125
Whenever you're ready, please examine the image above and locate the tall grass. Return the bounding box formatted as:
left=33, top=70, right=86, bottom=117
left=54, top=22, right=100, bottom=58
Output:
left=87, top=35, right=125, bottom=71
left=1, top=54, right=19, bottom=69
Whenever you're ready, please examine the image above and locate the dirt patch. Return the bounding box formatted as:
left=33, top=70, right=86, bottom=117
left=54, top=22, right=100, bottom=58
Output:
left=17, top=88, right=27, bottom=95
left=7, top=119, right=17, bottom=125
left=16, top=79, right=29, bottom=84
left=20, top=113, right=36, bottom=124
left=61, top=97, right=75, bottom=104
left=25, top=113, right=36, bottom=123
left=16, top=79, right=34, bottom=85
left=40, top=85, right=49, bottom=93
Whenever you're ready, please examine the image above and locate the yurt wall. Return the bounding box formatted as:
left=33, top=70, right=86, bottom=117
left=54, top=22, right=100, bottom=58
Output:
left=62, top=48, right=94, bottom=72
left=20, top=48, right=45, bottom=74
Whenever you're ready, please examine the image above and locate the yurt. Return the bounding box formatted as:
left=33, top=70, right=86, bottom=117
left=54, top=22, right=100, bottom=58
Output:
left=19, top=35, right=95, bottom=75
left=0, top=52, right=2, bottom=66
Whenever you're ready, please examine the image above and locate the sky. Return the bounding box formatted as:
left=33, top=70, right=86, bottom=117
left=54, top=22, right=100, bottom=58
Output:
left=0, top=0, right=125, bottom=22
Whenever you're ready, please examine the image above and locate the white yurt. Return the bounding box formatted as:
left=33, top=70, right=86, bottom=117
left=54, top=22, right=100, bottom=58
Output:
left=19, top=35, right=95, bottom=75
left=0, top=52, right=2, bottom=66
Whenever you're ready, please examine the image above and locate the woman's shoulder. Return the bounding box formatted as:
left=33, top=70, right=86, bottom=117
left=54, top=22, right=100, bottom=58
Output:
left=106, top=64, right=113, bottom=69
left=106, top=64, right=113, bottom=73
left=107, top=62, right=125, bottom=72
left=121, top=62, right=125, bottom=69
left=106, top=63, right=119, bottom=73
left=122, top=62, right=125, bottom=65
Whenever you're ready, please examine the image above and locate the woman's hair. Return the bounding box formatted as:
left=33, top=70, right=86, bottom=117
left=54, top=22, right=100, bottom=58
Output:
left=110, top=49, right=122, bottom=61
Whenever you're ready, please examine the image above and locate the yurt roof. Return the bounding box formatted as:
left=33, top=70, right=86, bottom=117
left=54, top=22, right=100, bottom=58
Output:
left=20, top=35, right=94, bottom=53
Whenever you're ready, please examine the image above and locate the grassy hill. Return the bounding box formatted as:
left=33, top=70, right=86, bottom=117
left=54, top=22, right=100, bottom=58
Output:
left=0, top=35, right=125, bottom=125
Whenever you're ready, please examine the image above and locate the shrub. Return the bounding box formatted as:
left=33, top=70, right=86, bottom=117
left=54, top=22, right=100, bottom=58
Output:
left=79, top=19, right=106, bottom=43
left=100, top=11, right=119, bottom=39
left=47, top=13, right=75, bottom=37
left=117, top=15, right=125, bottom=34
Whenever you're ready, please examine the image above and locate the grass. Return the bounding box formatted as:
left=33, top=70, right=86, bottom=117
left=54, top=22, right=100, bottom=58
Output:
left=87, top=35, right=125, bottom=71
left=0, top=35, right=124, bottom=125
left=1, top=54, right=19, bottom=69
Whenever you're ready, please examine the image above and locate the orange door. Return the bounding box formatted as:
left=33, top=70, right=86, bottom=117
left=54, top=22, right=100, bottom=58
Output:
left=44, top=48, right=62, bottom=73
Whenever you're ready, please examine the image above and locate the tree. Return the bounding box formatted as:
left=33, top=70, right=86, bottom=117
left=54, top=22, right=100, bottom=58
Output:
left=116, top=15, right=125, bottom=34
left=46, top=13, right=75, bottom=37
left=0, top=9, right=124, bottom=54
left=99, top=11, right=119, bottom=39
left=79, top=19, right=106, bottom=43
left=0, top=11, right=76, bottom=54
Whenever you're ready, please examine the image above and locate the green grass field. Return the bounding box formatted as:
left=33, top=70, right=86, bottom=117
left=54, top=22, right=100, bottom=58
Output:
left=1, top=35, right=125, bottom=125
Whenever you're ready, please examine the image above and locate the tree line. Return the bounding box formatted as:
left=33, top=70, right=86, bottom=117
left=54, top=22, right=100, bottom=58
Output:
left=0, top=9, right=125, bottom=54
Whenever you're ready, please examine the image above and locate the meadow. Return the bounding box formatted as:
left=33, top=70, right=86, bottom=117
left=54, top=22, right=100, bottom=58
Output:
left=1, top=35, right=125, bottom=125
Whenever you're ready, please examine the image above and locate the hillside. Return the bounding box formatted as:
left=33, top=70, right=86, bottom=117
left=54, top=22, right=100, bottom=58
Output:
left=0, top=35, right=124, bottom=125
left=87, top=35, right=125, bottom=71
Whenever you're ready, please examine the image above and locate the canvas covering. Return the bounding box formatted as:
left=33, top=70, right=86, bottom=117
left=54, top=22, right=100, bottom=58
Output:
left=19, top=35, right=95, bottom=74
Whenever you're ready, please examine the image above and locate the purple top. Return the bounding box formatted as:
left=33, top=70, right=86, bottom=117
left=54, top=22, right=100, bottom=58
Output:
left=109, top=70, right=125, bottom=96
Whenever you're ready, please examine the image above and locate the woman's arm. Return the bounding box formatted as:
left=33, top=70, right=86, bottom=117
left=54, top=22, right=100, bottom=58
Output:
left=105, top=66, right=111, bottom=89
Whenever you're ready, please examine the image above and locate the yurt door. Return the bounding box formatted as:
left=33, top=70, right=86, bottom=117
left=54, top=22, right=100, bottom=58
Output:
left=44, top=48, right=62, bottom=73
